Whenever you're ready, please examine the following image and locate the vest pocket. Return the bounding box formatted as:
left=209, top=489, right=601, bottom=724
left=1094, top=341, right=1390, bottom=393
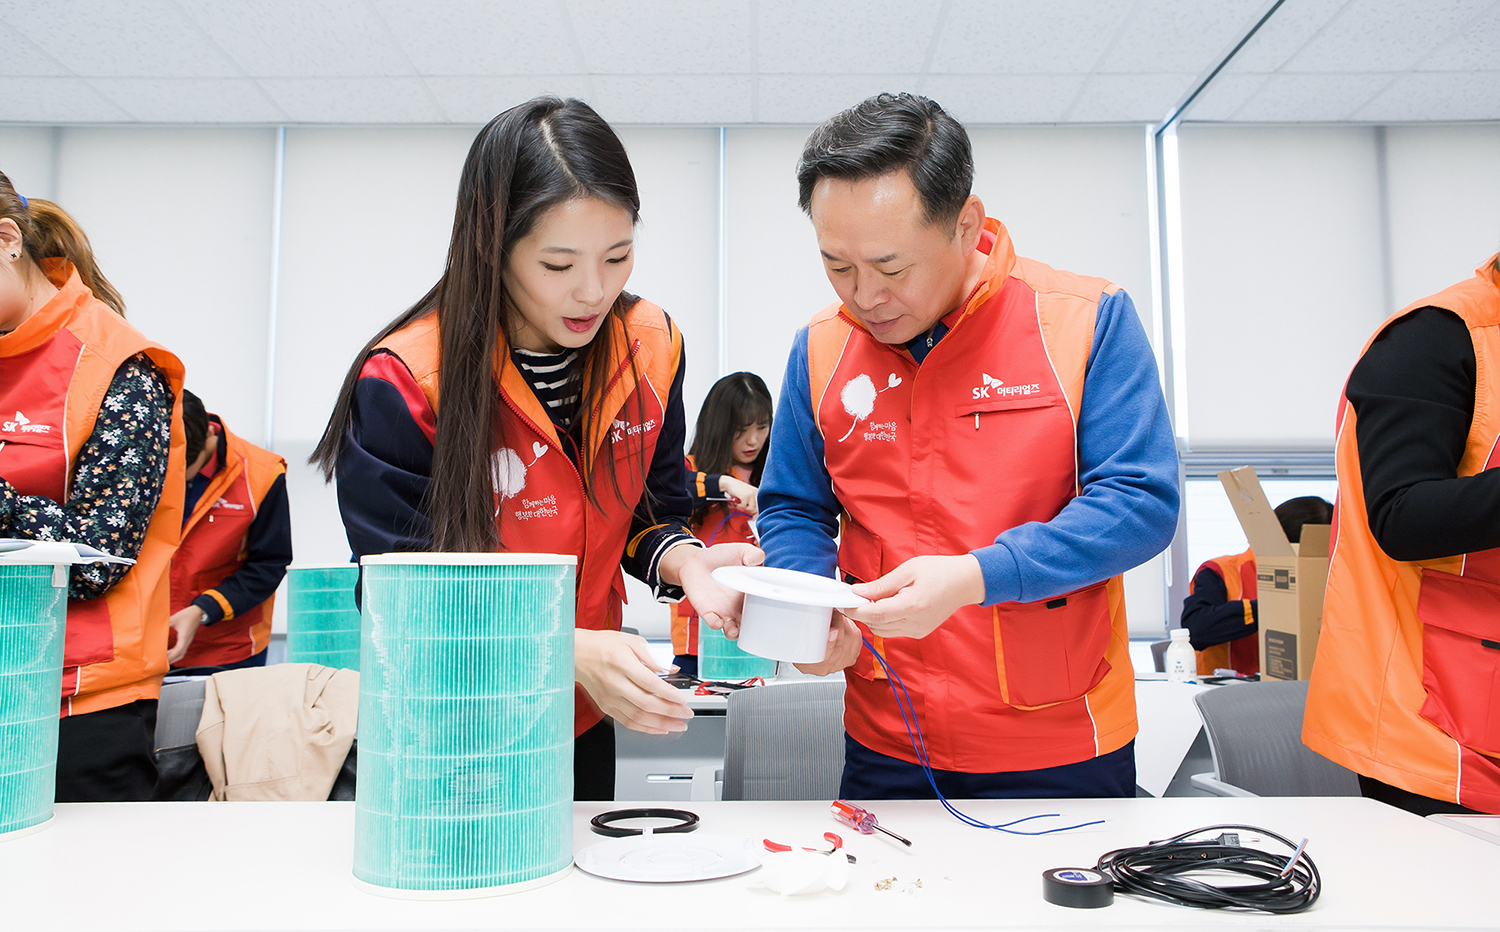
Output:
left=1416, top=569, right=1500, bottom=756
left=992, top=581, right=1111, bottom=710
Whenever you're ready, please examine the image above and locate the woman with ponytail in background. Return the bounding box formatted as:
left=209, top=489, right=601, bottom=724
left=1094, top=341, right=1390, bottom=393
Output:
left=314, top=98, right=759, bottom=800
left=0, top=173, right=185, bottom=801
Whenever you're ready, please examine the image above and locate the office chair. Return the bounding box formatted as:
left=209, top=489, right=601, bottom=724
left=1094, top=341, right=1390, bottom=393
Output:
left=1190, top=679, right=1359, bottom=797
left=691, top=679, right=846, bottom=801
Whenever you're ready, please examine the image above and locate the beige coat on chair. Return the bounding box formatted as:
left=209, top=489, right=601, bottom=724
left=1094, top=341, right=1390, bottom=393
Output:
left=196, top=663, right=359, bottom=801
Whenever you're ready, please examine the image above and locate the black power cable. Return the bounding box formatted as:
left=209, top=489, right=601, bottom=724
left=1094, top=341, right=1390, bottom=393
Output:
left=1094, top=824, right=1320, bottom=914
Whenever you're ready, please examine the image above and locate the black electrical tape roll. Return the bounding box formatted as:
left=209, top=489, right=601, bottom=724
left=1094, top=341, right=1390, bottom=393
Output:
left=589, top=808, right=700, bottom=837
left=1042, top=867, right=1115, bottom=909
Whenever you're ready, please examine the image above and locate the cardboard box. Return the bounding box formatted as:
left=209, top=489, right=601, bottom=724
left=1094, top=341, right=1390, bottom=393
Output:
left=1217, top=466, right=1332, bottom=681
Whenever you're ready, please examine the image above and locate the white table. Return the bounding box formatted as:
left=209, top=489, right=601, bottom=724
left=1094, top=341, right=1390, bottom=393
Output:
left=3, top=796, right=1496, bottom=930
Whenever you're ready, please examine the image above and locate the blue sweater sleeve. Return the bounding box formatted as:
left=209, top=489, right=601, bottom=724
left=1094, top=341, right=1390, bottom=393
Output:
left=756, top=326, right=842, bottom=579
left=971, top=289, right=1179, bottom=605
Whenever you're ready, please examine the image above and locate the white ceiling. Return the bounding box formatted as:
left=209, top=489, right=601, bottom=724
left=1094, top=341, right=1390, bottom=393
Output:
left=0, top=0, right=1494, bottom=125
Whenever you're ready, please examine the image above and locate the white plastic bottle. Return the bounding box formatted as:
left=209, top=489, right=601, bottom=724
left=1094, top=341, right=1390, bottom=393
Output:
left=1164, top=627, right=1196, bottom=683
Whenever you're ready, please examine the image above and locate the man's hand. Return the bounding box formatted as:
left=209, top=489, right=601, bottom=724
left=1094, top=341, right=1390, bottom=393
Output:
left=574, top=629, right=693, bottom=735
left=794, top=610, right=862, bottom=676
left=844, top=554, right=986, bottom=639
left=166, top=605, right=208, bottom=665
left=663, top=542, right=764, bottom=639
left=718, top=476, right=760, bottom=515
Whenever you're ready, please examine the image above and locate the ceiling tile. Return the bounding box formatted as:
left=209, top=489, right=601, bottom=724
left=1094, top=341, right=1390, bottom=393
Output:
left=425, top=76, right=595, bottom=124
left=1352, top=71, right=1500, bottom=121
left=1180, top=72, right=1270, bottom=120
left=588, top=75, right=753, bottom=123
left=922, top=74, right=1089, bottom=122
left=0, top=20, right=70, bottom=76
left=1283, top=0, right=1492, bottom=72
left=1094, top=0, right=1267, bottom=73
left=1065, top=73, right=1196, bottom=122
left=756, top=75, right=922, bottom=123
left=757, top=0, right=940, bottom=74
left=373, top=0, right=583, bottom=76
left=256, top=78, right=445, bottom=123
left=568, top=0, right=754, bottom=74
left=0, top=77, right=132, bottom=122
left=175, top=0, right=412, bottom=78
left=0, top=0, right=239, bottom=77
left=1413, top=1, right=1500, bottom=71
left=90, top=78, right=287, bottom=122
left=927, top=0, right=1134, bottom=74
left=1223, top=0, right=1350, bottom=74
left=1232, top=72, right=1394, bottom=120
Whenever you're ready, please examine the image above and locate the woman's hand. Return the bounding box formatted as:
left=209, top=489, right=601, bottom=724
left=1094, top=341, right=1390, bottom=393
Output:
left=166, top=605, right=207, bottom=665
left=718, top=476, right=759, bottom=515
left=660, top=542, right=763, bottom=639
left=574, top=629, right=693, bottom=735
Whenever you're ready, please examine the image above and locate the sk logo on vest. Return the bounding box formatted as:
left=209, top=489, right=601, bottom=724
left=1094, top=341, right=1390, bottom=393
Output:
left=972, top=373, right=1042, bottom=399
left=213, top=497, right=246, bottom=511
left=2, top=410, right=51, bottom=434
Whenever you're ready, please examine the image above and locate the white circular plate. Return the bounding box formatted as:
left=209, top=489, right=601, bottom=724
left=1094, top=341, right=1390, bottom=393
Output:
left=711, top=565, right=868, bottom=609
left=574, top=834, right=761, bottom=883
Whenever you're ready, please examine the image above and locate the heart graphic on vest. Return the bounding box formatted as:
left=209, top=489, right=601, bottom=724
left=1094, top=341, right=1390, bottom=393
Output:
left=529, top=441, right=547, bottom=465
left=491, top=447, right=528, bottom=503
left=837, top=372, right=903, bottom=442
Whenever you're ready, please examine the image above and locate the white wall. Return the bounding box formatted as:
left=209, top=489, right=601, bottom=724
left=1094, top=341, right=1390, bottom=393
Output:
left=1386, top=123, right=1500, bottom=310
left=1177, top=124, right=1387, bottom=450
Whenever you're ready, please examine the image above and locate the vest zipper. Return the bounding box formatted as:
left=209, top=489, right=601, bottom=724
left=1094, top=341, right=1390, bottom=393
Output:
left=499, top=387, right=591, bottom=603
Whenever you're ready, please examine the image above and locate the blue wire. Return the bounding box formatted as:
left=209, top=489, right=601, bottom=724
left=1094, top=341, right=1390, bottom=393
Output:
left=861, top=636, right=1104, bottom=836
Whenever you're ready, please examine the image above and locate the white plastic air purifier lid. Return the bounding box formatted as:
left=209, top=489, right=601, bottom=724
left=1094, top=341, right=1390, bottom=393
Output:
left=711, top=565, right=868, bottom=609
left=360, top=552, right=577, bottom=566
left=574, top=833, right=761, bottom=883
left=0, top=539, right=134, bottom=565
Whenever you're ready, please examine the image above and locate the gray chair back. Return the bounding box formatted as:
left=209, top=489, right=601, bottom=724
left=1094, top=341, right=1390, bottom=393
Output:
left=723, top=679, right=845, bottom=801
left=155, top=679, right=207, bottom=750
left=1193, top=679, right=1359, bottom=796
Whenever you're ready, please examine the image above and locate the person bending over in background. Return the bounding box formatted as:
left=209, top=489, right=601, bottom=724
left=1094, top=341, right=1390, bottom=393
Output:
left=746, top=94, right=1179, bottom=800
left=1306, top=253, right=1500, bottom=817
left=313, top=98, right=758, bottom=801
left=1181, top=496, right=1331, bottom=676
left=165, top=389, right=292, bottom=672
left=0, top=173, right=185, bottom=802
left=670, top=371, right=773, bottom=676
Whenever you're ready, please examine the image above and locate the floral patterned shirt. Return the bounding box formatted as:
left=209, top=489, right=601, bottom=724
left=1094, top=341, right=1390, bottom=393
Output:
left=0, top=354, right=173, bottom=600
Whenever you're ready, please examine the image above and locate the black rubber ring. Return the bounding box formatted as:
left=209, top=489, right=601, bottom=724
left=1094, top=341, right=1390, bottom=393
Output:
left=589, top=808, right=700, bottom=837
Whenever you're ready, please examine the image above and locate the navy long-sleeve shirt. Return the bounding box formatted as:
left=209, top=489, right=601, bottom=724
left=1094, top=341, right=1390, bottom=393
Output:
left=758, top=288, right=1180, bottom=606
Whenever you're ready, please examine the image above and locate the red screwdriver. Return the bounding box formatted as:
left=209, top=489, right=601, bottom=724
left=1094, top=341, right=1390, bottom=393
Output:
left=831, top=800, right=913, bottom=847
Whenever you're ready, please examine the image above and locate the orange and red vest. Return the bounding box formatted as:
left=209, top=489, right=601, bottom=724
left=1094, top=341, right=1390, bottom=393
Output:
left=169, top=419, right=286, bottom=668
left=806, top=218, right=1136, bottom=774
left=371, top=300, right=681, bottom=737
left=1191, top=549, right=1259, bottom=676
left=0, top=260, right=185, bottom=717
left=670, top=457, right=755, bottom=656
left=1305, top=257, right=1500, bottom=812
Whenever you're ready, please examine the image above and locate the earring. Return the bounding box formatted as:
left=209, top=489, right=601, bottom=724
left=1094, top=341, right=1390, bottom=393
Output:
left=7, top=253, right=15, bottom=260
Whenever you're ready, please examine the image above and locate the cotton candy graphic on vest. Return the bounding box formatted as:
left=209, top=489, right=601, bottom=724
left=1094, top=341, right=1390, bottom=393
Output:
left=492, top=448, right=528, bottom=501
left=836, top=373, right=901, bottom=442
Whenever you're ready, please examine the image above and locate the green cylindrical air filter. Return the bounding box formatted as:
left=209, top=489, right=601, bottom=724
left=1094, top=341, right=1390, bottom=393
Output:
left=0, top=563, right=67, bottom=838
left=285, top=564, right=361, bottom=671
left=353, top=553, right=576, bottom=897
left=698, top=617, right=776, bottom=681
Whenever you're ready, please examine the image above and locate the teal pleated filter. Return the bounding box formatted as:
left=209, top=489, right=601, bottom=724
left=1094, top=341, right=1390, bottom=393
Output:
left=698, top=617, right=777, bottom=681
left=0, top=564, right=67, bottom=838
left=285, top=564, right=361, bottom=671
left=354, top=553, right=576, bottom=897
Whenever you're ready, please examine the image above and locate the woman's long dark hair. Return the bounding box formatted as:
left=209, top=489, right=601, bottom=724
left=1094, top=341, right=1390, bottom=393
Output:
left=312, top=97, right=646, bottom=553
left=688, top=372, right=773, bottom=525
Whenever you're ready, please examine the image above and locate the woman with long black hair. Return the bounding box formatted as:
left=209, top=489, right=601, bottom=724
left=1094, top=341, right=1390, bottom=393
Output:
left=313, top=97, right=759, bottom=800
